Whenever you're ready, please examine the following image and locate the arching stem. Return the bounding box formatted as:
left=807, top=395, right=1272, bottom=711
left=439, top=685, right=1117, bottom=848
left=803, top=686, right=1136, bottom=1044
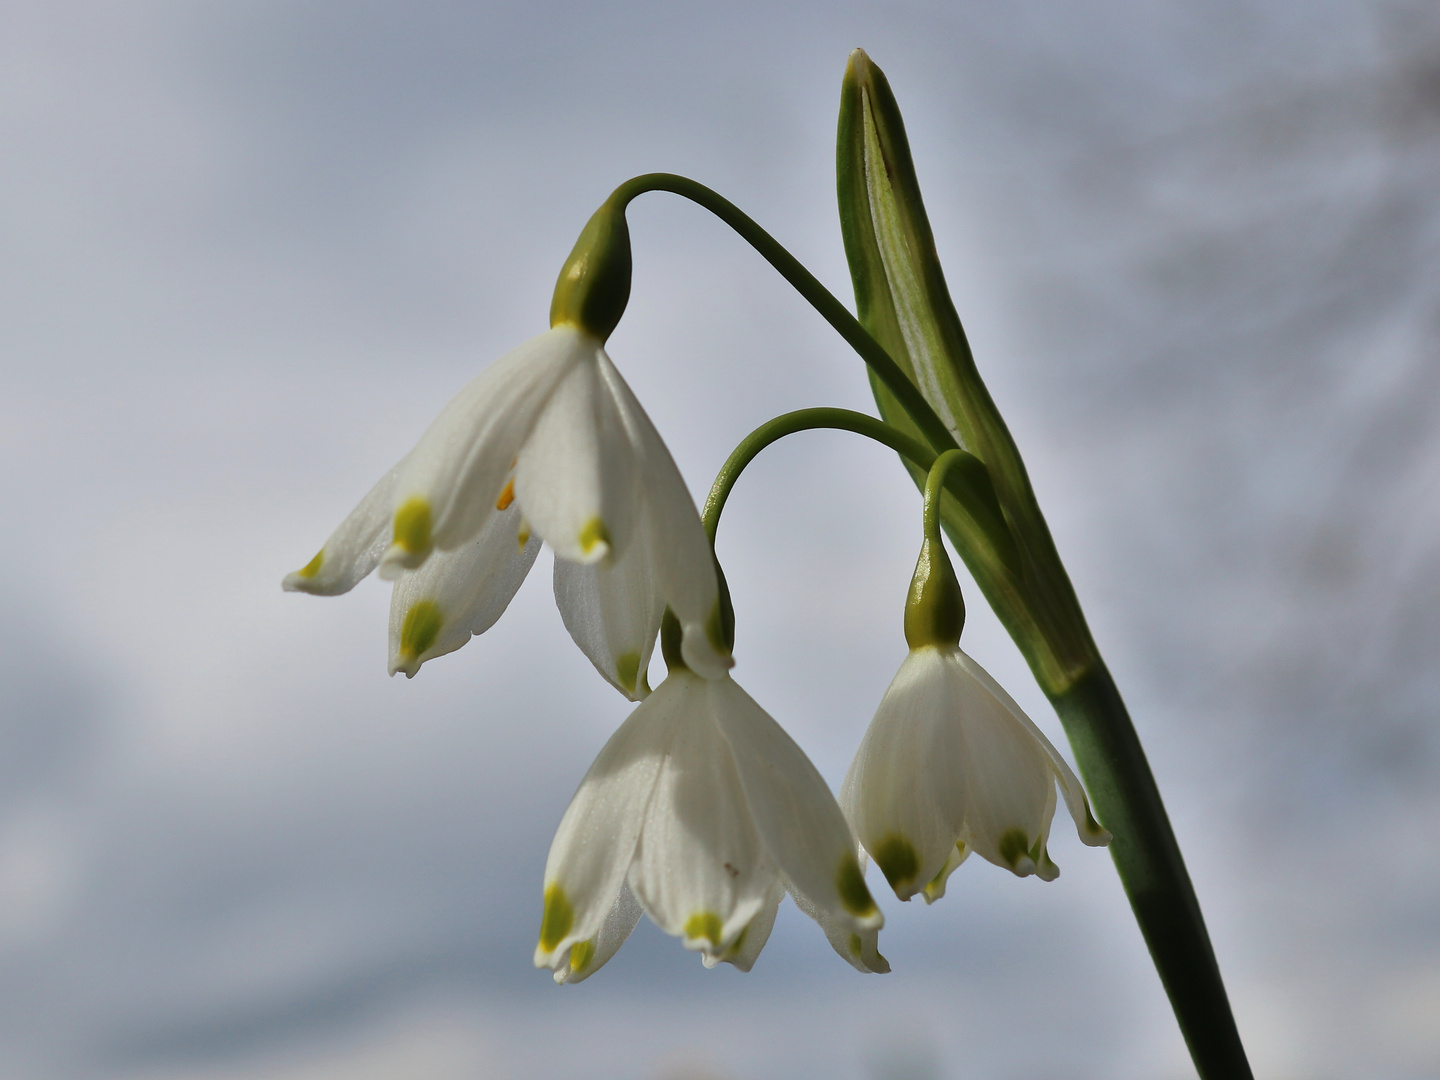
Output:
left=608, top=173, right=958, bottom=458
left=702, top=409, right=1016, bottom=582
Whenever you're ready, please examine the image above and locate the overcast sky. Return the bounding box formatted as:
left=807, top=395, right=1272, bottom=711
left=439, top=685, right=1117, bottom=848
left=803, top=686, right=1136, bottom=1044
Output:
left=2, top=2, right=1438, bottom=1078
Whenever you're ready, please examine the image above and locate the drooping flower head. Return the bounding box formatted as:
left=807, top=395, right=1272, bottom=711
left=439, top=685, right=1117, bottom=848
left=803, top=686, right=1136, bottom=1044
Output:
left=842, top=644, right=1110, bottom=902
left=534, top=615, right=888, bottom=982
left=282, top=198, right=731, bottom=694
left=842, top=455, right=1110, bottom=903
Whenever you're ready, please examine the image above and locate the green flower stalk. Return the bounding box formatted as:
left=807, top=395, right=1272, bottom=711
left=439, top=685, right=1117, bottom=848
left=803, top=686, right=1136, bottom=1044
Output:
left=837, top=48, right=1252, bottom=1079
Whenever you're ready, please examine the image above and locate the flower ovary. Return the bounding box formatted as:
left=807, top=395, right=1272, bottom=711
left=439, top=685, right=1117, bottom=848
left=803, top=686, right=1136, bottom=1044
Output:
left=549, top=198, right=632, bottom=342
left=903, top=534, right=965, bottom=649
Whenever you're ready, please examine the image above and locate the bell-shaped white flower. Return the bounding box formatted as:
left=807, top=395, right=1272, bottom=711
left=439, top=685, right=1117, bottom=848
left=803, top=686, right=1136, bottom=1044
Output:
left=283, top=324, right=731, bottom=687
left=534, top=665, right=886, bottom=983
left=842, top=644, right=1111, bottom=903
left=841, top=454, right=1112, bottom=902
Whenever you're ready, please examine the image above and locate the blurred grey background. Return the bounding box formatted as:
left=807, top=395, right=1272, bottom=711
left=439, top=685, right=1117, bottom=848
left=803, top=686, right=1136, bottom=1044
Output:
left=2, top=1, right=1437, bottom=1077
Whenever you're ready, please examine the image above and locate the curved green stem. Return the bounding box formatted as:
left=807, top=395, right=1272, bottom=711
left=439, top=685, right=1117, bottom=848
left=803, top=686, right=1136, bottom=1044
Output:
left=922, top=449, right=970, bottom=543
left=701, top=409, right=1016, bottom=584
left=703, top=408, right=929, bottom=541
left=608, top=173, right=958, bottom=458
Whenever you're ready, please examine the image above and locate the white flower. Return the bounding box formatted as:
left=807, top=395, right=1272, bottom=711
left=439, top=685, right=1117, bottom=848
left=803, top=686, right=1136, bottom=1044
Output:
left=841, top=645, right=1110, bottom=903
left=534, top=667, right=887, bottom=983
left=282, top=324, right=730, bottom=689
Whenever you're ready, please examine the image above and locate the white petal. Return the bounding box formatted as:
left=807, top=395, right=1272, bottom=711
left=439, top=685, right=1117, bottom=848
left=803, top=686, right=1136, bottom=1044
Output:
left=680, top=621, right=734, bottom=681
left=701, top=881, right=784, bottom=972
left=841, top=648, right=969, bottom=900
left=593, top=351, right=730, bottom=677
left=514, top=351, right=640, bottom=566
left=384, top=326, right=589, bottom=574
left=919, top=840, right=970, bottom=904
left=625, top=673, right=774, bottom=962
left=552, top=515, right=662, bottom=700
left=791, top=884, right=891, bottom=974
left=387, top=504, right=541, bottom=678
left=282, top=462, right=400, bottom=596
left=709, top=677, right=882, bottom=931
left=946, top=651, right=1057, bottom=877
left=534, top=686, right=672, bottom=970
left=552, top=882, right=643, bottom=985
left=955, top=650, right=1111, bottom=848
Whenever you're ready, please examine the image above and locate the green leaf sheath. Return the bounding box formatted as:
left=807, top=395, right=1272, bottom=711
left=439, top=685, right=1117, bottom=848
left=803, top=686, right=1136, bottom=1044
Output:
left=838, top=49, right=1252, bottom=1078
left=837, top=52, right=1092, bottom=691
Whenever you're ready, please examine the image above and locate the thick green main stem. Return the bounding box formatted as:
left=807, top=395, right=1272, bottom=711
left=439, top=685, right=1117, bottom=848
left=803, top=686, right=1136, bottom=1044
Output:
left=1054, top=667, right=1250, bottom=1077
left=609, top=174, right=959, bottom=458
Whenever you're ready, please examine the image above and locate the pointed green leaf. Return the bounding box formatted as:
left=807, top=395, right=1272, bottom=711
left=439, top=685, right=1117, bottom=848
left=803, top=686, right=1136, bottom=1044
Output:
left=837, top=48, right=1096, bottom=693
